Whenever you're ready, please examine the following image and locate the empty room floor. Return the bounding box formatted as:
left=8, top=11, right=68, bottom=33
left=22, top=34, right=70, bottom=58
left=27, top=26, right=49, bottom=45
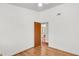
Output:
left=15, top=43, right=77, bottom=56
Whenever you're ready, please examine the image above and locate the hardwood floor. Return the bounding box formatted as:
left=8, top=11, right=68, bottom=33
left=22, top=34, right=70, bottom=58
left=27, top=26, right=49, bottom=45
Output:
left=15, top=43, right=77, bottom=56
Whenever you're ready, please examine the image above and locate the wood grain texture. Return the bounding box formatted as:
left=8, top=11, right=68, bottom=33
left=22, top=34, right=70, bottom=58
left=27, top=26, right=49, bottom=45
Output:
left=34, top=22, right=41, bottom=47
left=15, top=43, right=77, bottom=56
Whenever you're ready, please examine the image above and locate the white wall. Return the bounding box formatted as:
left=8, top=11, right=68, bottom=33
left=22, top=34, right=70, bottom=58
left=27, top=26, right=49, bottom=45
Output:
left=0, top=4, right=38, bottom=56
left=1, top=3, right=79, bottom=56
left=39, top=3, right=79, bottom=55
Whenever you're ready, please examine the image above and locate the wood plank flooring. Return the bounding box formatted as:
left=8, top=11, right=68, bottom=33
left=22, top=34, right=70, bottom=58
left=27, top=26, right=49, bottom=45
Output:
left=15, top=43, right=77, bottom=56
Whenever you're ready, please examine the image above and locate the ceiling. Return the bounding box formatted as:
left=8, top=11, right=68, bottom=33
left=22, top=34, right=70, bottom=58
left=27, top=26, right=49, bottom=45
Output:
left=9, top=3, right=63, bottom=12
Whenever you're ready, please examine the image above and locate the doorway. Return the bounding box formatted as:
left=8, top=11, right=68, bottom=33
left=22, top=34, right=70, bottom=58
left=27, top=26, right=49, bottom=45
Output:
left=34, top=22, right=48, bottom=48
left=41, top=23, right=48, bottom=47
left=34, top=22, right=41, bottom=47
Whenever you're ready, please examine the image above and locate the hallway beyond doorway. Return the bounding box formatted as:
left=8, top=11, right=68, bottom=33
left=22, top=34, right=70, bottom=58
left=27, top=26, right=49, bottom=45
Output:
left=34, top=22, right=48, bottom=47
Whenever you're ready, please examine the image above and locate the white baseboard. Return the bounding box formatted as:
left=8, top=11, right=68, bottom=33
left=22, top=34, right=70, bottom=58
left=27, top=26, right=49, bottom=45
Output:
left=49, top=44, right=79, bottom=56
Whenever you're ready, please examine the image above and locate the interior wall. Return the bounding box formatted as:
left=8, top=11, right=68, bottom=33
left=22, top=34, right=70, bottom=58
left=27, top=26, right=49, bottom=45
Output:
left=39, top=3, right=79, bottom=55
left=0, top=3, right=38, bottom=56
left=1, top=3, right=79, bottom=56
